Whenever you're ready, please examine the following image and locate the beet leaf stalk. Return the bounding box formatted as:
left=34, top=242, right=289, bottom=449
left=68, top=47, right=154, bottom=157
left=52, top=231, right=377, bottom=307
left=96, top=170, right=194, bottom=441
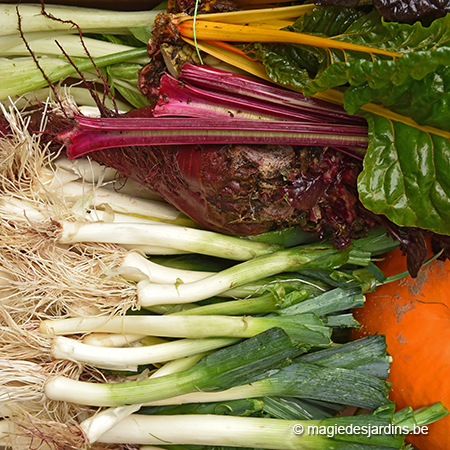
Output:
left=153, top=71, right=364, bottom=125
left=176, top=18, right=401, bottom=58
left=61, top=115, right=368, bottom=159
left=176, top=63, right=366, bottom=125
left=61, top=66, right=369, bottom=158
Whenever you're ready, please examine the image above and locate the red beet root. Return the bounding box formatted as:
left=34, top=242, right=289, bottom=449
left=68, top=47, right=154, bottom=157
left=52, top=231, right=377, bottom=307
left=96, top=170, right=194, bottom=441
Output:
left=88, top=142, right=371, bottom=247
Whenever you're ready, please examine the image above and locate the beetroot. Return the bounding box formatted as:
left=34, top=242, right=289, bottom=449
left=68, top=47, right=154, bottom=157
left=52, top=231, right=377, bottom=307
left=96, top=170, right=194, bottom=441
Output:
left=87, top=142, right=373, bottom=247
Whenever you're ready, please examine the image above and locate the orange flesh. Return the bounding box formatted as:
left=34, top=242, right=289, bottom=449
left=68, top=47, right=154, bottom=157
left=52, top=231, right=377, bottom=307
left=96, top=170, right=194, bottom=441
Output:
left=353, top=249, right=450, bottom=450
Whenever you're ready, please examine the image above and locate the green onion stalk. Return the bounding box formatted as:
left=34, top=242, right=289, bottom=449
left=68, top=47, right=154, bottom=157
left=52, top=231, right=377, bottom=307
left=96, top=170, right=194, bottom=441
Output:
left=3, top=329, right=303, bottom=407
left=97, top=403, right=448, bottom=449
left=137, top=242, right=369, bottom=306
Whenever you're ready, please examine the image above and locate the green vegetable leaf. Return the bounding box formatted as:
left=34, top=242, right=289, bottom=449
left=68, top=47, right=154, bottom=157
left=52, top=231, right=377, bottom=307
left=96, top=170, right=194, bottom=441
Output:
left=247, top=6, right=450, bottom=119
left=284, top=7, right=450, bottom=102
left=243, top=6, right=450, bottom=235
left=358, top=113, right=450, bottom=235
left=346, top=65, right=450, bottom=132
left=129, top=26, right=154, bottom=44
left=138, top=398, right=264, bottom=417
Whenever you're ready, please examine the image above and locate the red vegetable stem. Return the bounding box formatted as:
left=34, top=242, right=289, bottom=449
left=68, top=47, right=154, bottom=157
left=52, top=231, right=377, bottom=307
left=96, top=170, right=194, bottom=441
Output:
left=154, top=73, right=329, bottom=122
left=178, top=64, right=365, bottom=125
left=61, top=117, right=369, bottom=159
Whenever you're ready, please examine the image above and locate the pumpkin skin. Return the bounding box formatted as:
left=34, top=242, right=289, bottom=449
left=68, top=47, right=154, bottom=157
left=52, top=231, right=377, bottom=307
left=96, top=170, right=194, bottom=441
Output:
left=353, top=248, right=450, bottom=450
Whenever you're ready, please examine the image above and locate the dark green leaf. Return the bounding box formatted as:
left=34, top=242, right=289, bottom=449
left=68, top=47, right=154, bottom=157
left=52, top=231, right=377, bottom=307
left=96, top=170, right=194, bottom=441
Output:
left=137, top=399, right=263, bottom=417
left=358, top=113, right=450, bottom=235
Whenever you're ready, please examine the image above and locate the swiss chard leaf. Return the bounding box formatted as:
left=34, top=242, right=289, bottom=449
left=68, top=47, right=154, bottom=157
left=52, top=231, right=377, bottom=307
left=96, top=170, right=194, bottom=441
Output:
left=298, top=8, right=450, bottom=102
left=244, top=6, right=450, bottom=235
left=247, top=7, right=450, bottom=115
left=358, top=113, right=450, bottom=235
left=344, top=64, right=450, bottom=131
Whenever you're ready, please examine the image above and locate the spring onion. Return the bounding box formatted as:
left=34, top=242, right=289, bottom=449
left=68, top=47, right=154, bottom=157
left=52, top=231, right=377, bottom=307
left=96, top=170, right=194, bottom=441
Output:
left=97, top=403, right=447, bottom=449
left=136, top=242, right=367, bottom=306
left=0, top=328, right=302, bottom=407
left=40, top=313, right=332, bottom=346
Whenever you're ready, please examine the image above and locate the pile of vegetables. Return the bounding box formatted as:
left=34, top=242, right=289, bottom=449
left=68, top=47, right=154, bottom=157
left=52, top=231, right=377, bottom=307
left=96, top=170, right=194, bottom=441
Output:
left=2, top=113, right=445, bottom=449
left=1, top=0, right=450, bottom=449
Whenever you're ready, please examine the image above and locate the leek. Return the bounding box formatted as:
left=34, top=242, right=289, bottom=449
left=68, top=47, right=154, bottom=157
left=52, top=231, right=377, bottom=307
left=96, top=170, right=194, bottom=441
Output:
left=139, top=359, right=393, bottom=410
left=40, top=313, right=331, bottom=344
left=39, top=328, right=302, bottom=406
left=170, top=276, right=331, bottom=316
left=137, top=242, right=366, bottom=306
left=141, top=335, right=391, bottom=409
left=97, top=403, right=448, bottom=449
left=56, top=220, right=282, bottom=260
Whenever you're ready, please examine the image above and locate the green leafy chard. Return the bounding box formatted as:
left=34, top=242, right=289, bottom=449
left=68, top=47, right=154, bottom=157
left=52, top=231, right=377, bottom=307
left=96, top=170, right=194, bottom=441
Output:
left=244, top=6, right=450, bottom=236
left=358, top=114, right=450, bottom=235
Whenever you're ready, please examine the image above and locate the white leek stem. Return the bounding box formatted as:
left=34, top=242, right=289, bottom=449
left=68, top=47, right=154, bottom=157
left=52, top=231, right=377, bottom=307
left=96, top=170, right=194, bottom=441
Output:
left=80, top=404, right=141, bottom=446
left=58, top=221, right=280, bottom=260
left=142, top=383, right=266, bottom=406
left=149, top=352, right=209, bottom=379
left=120, top=244, right=189, bottom=255
left=1, top=196, right=48, bottom=221
left=137, top=261, right=269, bottom=306
left=82, top=332, right=146, bottom=347
left=42, top=315, right=273, bottom=339
left=51, top=335, right=238, bottom=370
left=43, top=376, right=111, bottom=406
left=136, top=246, right=323, bottom=306
left=53, top=157, right=118, bottom=184
left=81, top=349, right=210, bottom=444
left=80, top=363, right=154, bottom=446
left=121, top=251, right=214, bottom=283
left=54, top=157, right=161, bottom=200
left=4, top=188, right=176, bottom=227
left=83, top=209, right=169, bottom=225
left=52, top=180, right=181, bottom=222
left=97, top=414, right=303, bottom=449
left=139, top=447, right=168, bottom=450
